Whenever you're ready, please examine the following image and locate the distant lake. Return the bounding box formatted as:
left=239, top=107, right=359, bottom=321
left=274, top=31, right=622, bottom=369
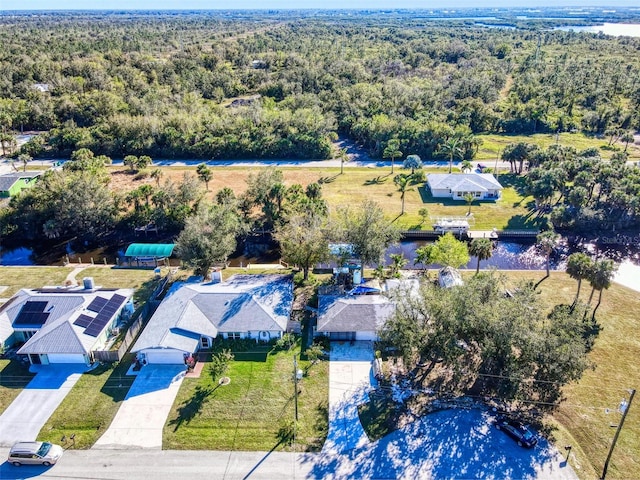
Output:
left=555, top=23, right=640, bottom=37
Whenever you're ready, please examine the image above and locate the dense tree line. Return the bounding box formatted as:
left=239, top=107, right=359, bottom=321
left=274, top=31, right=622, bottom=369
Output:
left=1, top=12, right=639, bottom=162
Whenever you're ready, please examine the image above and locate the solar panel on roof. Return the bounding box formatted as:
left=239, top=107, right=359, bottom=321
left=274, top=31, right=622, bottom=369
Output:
left=22, top=301, right=48, bottom=312
left=87, top=296, right=108, bottom=313
left=14, top=311, right=49, bottom=326
left=74, top=314, right=93, bottom=328
left=82, top=294, right=127, bottom=336
left=84, top=319, right=107, bottom=337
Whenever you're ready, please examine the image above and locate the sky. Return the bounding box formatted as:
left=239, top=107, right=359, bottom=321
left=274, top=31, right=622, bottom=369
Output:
left=2, top=0, right=639, bottom=11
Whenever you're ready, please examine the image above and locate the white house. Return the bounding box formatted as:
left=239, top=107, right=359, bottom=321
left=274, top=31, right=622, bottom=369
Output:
left=132, top=274, right=293, bottom=365
left=427, top=173, right=503, bottom=200
left=0, top=282, right=134, bottom=365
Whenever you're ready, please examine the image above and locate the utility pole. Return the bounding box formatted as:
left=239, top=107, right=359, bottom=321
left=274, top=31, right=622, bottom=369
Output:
left=293, top=354, right=299, bottom=421
left=601, top=388, right=635, bottom=480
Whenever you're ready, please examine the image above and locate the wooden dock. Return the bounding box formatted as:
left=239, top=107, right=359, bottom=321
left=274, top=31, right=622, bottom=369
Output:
left=467, top=230, right=498, bottom=239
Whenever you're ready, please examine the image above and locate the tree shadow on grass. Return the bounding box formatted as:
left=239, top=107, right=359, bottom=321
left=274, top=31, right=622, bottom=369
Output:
left=495, top=173, right=529, bottom=196
left=364, top=176, right=388, bottom=186
left=99, top=357, right=136, bottom=402
left=318, top=175, right=338, bottom=184
left=168, top=384, right=214, bottom=432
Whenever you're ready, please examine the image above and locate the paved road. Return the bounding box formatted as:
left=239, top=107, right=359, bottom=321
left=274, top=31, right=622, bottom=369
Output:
left=0, top=365, right=85, bottom=447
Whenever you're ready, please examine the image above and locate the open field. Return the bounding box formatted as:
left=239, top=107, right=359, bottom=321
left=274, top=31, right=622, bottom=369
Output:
left=0, top=266, right=70, bottom=300
left=164, top=345, right=329, bottom=452
left=109, top=166, right=536, bottom=231
left=476, top=132, right=640, bottom=161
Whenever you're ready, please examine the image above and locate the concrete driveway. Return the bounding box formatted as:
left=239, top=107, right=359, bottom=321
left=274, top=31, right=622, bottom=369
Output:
left=323, top=341, right=375, bottom=454
left=318, top=341, right=577, bottom=479
left=0, top=365, right=86, bottom=446
left=94, top=364, right=186, bottom=449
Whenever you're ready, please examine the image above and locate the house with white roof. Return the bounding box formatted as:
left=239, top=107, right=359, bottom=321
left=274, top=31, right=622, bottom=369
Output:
left=427, top=173, right=503, bottom=201
left=0, top=280, right=134, bottom=365
left=132, top=274, right=294, bottom=364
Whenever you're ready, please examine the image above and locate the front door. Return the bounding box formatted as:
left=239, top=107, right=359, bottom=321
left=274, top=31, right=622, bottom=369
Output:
left=29, top=354, right=41, bottom=365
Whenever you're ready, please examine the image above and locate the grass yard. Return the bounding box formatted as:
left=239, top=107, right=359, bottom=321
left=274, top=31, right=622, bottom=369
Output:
left=79, top=266, right=167, bottom=304
left=38, top=356, right=136, bottom=449
left=0, top=266, right=70, bottom=301
left=480, top=271, right=640, bottom=480
left=0, top=359, right=35, bottom=412
left=164, top=345, right=329, bottom=452
left=476, top=132, right=640, bottom=161
left=109, top=165, right=535, bottom=231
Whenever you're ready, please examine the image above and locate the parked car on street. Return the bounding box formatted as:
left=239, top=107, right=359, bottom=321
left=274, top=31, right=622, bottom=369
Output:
left=494, top=415, right=538, bottom=448
left=8, top=441, right=63, bottom=466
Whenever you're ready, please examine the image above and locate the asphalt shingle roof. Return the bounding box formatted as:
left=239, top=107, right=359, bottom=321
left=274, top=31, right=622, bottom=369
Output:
left=317, top=294, right=395, bottom=333
left=132, top=274, right=294, bottom=352
left=427, top=173, right=503, bottom=192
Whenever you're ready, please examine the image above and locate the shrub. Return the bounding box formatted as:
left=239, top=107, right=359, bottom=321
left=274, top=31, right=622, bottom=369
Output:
left=209, top=349, right=234, bottom=380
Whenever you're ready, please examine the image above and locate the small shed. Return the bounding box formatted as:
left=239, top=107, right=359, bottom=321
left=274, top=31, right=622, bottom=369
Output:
left=124, top=243, right=175, bottom=266
left=438, top=267, right=464, bottom=288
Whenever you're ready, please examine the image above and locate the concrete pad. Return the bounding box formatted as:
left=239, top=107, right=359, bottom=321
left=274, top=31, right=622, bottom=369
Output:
left=94, top=364, right=186, bottom=449
left=323, top=341, right=374, bottom=455
left=0, top=365, right=85, bottom=446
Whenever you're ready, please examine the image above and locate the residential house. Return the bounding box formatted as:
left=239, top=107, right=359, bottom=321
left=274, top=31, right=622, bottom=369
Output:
left=0, top=172, right=42, bottom=198
left=427, top=173, right=503, bottom=201
left=132, top=274, right=293, bottom=364
left=0, top=280, right=133, bottom=365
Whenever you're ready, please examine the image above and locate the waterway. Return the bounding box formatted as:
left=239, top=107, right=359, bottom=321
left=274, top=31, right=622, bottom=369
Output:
left=554, top=23, right=640, bottom=37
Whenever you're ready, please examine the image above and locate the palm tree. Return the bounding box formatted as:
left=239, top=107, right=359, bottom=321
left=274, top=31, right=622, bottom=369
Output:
left=414, top=244, right=433, bottom=272
left=339, top=147, right=349, bottom=175
left=463, top=192, right=474, bottom=216
left=383, top=139, right=402, bottom=174
left=393, top=174, right=413, bottom=215
left=566, top=252, right=594, bottom=310
left=469, top=238, right=493, bottom=274
left=418, top=207, right=429, bottom=225
left=439, top=136, right=464, bottom=174
left=621, top=131, right=635, bottom=153
left=150, top=168, right=163, bottom=187
left=196, top=163, right=213, bottom=191
left=587, top=259, right=618, bottom=321
left=535, top=230, right=560, bottom=287
left=389, top=253, right=408, bottom=278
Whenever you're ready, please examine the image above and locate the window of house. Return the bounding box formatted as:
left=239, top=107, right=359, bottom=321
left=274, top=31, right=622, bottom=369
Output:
left=228, top=332, right=242, bottom=340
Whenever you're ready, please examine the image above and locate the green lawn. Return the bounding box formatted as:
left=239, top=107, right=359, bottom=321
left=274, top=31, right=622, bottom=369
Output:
left=0, top=359, right=35, bottom=412
left=0, top=266, right=70, bottom=300
left=38, top=357, right=136, bottom=449
left=476, top=132, right=640, bottom=161
left=164, top=345, right=329, bottom=452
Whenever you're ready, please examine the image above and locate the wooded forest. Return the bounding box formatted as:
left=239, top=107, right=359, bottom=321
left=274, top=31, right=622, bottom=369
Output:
left=1, top=11, right=639, bottom=161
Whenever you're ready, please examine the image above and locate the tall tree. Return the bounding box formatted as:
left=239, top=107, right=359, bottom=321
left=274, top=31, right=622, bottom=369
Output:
left=566, top=252, right=594, bottom=310
left=588, top=259, right=618, bottom=321
left=383, top=138, right=402, bottom=174
left=196, top=163, right=213, bottom=191
left=439, top=136, right=464, bottom=174
left=339, top=147, right=349, bottom=175
left=535, top=230, right=560, bottom=286
left=336, top=199, right=401, bottom=268
left=469, top=237, right=493, bottom=274
left=463, top=192, right=474, bottom=216
left=403, top=154, right=422, bottom=174
left=175, top=203, right=242, bottom=277
left=274, top=211, right=329, bottom=281
left=430, top=232, right=470, bottom=269
left=393, top=173, right=413, bottom=215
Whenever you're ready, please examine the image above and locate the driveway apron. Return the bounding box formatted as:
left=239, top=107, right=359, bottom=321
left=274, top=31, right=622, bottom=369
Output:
left=0, top=365, right=85, bottom=446
left=323, top=341, right=374, bottom=455
left=94, top=364, right=186, bottom=449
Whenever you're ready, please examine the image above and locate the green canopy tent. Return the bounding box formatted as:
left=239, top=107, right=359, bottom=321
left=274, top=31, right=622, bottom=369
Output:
left=124, top=243, right=175, bottom=267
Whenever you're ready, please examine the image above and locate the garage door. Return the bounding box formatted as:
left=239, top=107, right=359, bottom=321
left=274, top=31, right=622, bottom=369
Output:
left=356, top=331, right=378, bottom=341
left=144, top=350, right=185, bottom=364
left=47, top=353, right=86, bottom=364
left=329, top=332, right=356, bottom=341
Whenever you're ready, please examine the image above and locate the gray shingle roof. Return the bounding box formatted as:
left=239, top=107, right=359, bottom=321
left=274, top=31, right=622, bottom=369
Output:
left=132, top=274, right=294, bottom=352
left=317, top=294, right=395, bottom=333
left=427, top=173, right=503, bottom=192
